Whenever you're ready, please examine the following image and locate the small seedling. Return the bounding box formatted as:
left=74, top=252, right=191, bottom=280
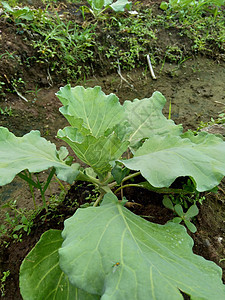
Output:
left=1, top=200, right=34, bottom=241
left=163, top=196, right=199, bottom=233
left=25, top=86, right=41, bottom=102
left=0, top=106, right=13, bottom=117
left=0, top=270, right=10, bottom=297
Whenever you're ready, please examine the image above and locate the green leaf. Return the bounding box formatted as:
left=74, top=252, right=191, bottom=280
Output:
left=0, top=127, right=79, bottom=185
left=1, top=1, right=14, bottom=13
left=172, top=217, right=182, bottom=224
left=110, top=0, right=132, bottom=12
left=86, top=0, right=131, bottom=14
left=56, top=85, right=125, bottom=137
left=174, top=204, right=184, bottom=217
left=12, top=7, right=34, bottom=21
left=58, top=127, right=129, bottom=176
left=56, top=85, right=131, bottom=176
left=184, top=220, right=197, bottom=233
left=59, top=193, right=225, bottom=299
left=20, top=229, right=99, bottom=300
left=160, top=1, right=169, bottom=10
left=84, top=167, right=98, bottom=179
left=185, top=204, right=199, bottom=219
left=57, top=146, right=69, bottom=160
left=163, top=196, right=174, bottom=210
left=120, top=132, right=225, bottom=192
left=87, top=0, right=108, bottom=11
left=123, top=91, right=182, bottom=151
left=111, top=164, right=129, bottom=184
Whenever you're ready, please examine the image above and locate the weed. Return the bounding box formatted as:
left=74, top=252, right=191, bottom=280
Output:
left=161, top=0, right=224, bottom=17
left=0, top=50, right=16, bottom=60
left=0, top=1, right=34, bottom=24
left=101, top=12, right=158, bottom=70
left=17, top=168, right=57, bottom=211
left=81, top=184, right=100, bottom=207
left=28, top=11, right=96, bottom=79
left=0, top=106, right=13, bottom=116
left=25, top=85, right=41, bottom=102
left=1, top=0, right=223, bottom=86
left=0, top=200, right=34, bottom=242
left=161, top=3, right=225, bottom=56
left=197, top=113, right=225, bottom=132
left=49, top=190, right=67, bottom=208
left=11, top=77, right=25, bottom=91
left=163, top=196, right=199, bottom=233
left=165, top=45, right=183, bottom=62
left=0, top=81, right=5, bottom=97
left=161, top=178, right=206, bottom=209
left=0, top=270, right=10, bottom=297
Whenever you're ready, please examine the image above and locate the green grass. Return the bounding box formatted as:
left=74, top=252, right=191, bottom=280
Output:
left=0, top=0, right=224, bottom=92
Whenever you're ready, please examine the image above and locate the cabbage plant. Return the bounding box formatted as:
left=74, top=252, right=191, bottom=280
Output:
left=86, top=0, right=132, bottom=17
left=0, top=85, right=225, bottom=299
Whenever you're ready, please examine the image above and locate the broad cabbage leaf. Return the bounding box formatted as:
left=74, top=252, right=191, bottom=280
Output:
left=59, top=193, right=225, bottom=299
left=56, top=85, right=125, bottom=137
left=123, top=91, right=182, bottom=151
left=110, top=0, right=132, bottom=12
left=120, top=131, right=225, bottom=192
left=20, top=229, right=99, bottom=300
left=86, top=0, right=132, bottom=15
left=56, top=85, right=130, bottom=176
left=0, top=127, right=79, bottom=185
left=58, top=127, right=129, bottom=176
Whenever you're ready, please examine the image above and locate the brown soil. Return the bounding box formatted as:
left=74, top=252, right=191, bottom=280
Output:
left=0, top=1, right=225, bottom=299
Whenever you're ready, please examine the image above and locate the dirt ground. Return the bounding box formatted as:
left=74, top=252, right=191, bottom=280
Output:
left=0, top=0, right=225, bottom=299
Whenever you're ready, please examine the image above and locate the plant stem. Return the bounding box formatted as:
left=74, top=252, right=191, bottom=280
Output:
left=114, top=183, right=195, bottom=195
left=18, top=171, right=38, bottom=188
left=8, top=203, right=22, bottom=215
left=43, top=168, right=56, bottom=193
left=29, top=183, right=37, bottom=210
left=77, top=171, right=100, bottom=185
left=18, top=171, right=38, bottom=209
left=114, top=184, right=143, bottom=194
left=93, top=193, right=104, bottom=207
left=100, top=172, right=114, bottom=185
left=122, top=171, right=141, bottom=184
left=54, top=174, right=66, bottom=191
left=108, top=171, right=141, bottom=189
left=36, top=175, right=48, bottom=211
left=27, top=171, right=37, bottom=209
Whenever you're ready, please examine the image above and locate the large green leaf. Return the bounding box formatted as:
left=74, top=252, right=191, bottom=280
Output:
left=120, top=131, right=225, bottom=192
left=123, top=91, right=182, bottom=150
left=109, top=0, right=132, bottom=12
left=86, top=0, right=131, bottom=13
left=20, top=229, right=99, bottom=300
left=56, top=85, right=125, bottom=137
left=58, top=127, right=129, bottom=176
left=87, top=0, right=110, bottom=10
left=56, top=86, right=131, bottom=175
left=59, top=193, right=225, bottom=299
left=0, top=127, right=79, bottom=185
